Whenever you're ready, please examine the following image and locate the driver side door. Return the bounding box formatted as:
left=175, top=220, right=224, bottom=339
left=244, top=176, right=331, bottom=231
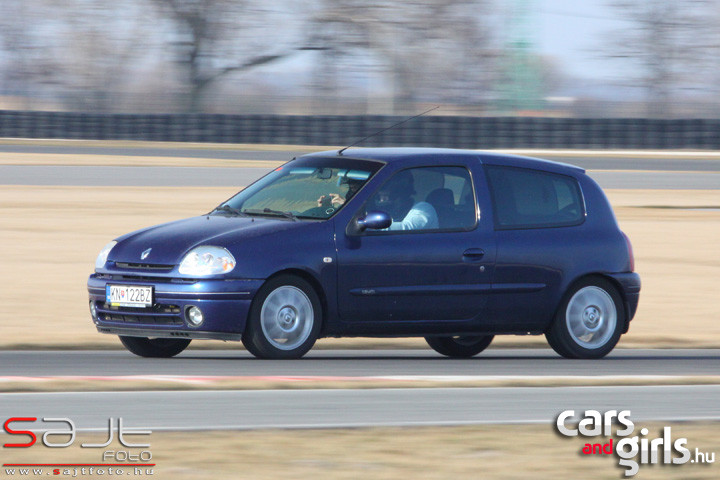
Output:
left=334, top=164, right=496, bottom=327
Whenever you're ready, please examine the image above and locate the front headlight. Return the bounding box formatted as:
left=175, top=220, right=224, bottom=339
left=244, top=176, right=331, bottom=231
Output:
left=95, top=240, right=117, bottom=270
left=178, top=246, right=236, bottom=276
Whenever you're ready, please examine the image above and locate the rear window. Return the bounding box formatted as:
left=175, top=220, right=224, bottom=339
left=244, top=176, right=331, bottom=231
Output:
left=485, top=166, right=585, bottom=229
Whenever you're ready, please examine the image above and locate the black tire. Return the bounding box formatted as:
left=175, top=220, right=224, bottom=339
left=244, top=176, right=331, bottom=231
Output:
left=119, top=336, right=191, bottom=358
left=425, top=335, right=494, bottom=358
left=545, top=277, right=625, bottom=359
left=242, top=274, right=322, bottom=359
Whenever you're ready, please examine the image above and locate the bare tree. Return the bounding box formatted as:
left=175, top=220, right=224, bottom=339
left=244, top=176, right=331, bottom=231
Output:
left=605, top=0, right=718, bottom=117
left=306, top=0, right=498, bottom=113
left=0, top=1, right=58, bottom=108
left=304, top=2, right=398, bottom=112
left=0, top=0, right=153, bottom=111
left=0, top=0, right=499, bottom=114
left=150, top=0, right=310, bottom=112
left=48, top=0, right=152, bottom=111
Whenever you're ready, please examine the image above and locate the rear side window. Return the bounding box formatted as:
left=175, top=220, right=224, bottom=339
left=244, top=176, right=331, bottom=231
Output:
left=485, top=166, right=585, bottom=229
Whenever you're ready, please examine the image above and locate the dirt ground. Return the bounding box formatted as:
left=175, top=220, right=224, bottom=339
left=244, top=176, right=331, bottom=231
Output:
left=1, top=422, right=718, bottom=479
left=2, top=375, right=720, bottom=393
left=0, top=185, right=718, bottom=349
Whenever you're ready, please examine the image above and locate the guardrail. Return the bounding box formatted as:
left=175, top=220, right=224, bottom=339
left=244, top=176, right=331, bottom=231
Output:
left=1, top=111, right=719, bottom=149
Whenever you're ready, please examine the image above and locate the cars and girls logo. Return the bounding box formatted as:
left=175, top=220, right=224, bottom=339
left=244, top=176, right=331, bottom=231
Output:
left=556, top=409, right=715, bottom=476
left=2, top=417, right=154, bottom=477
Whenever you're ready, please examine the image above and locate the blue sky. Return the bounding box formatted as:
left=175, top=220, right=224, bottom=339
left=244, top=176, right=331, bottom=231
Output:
left=536, top=0, right=630, bottom=80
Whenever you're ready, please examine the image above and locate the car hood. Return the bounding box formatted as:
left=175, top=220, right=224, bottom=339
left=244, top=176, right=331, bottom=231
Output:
left=109, top=215, right=310, bottom=266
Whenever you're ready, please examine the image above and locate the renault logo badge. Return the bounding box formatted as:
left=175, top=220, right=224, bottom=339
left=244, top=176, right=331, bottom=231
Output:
left=140, top=248, right=152, bottom=260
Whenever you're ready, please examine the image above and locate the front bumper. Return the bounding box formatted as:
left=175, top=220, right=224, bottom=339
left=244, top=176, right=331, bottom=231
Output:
left=88, top=274, right=264, bottom=341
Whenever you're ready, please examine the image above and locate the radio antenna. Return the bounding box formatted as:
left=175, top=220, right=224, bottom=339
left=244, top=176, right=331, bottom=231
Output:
left=337, top=106, right=439, bottom=156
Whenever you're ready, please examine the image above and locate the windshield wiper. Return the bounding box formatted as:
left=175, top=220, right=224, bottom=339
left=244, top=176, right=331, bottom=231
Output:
left=211, top=205, right=248, bottom=217
left=262, top=208, right=297, bottom=220
left=240, top=208, right=298, bottom=220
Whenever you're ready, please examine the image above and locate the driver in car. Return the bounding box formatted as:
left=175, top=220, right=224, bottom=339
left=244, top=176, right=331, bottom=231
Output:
left=372, top=171, right=438, bottom=231
left=317, top=178, right=364, bottom=208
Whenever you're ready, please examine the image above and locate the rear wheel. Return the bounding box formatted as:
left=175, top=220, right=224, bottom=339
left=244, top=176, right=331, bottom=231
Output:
left=545, top=277, right=624, bottom=359
left=242, top=275, right=322, bottom=359
left=119, top=336, right=191, bottom=358
left=425, top=335, right=494, bottom=358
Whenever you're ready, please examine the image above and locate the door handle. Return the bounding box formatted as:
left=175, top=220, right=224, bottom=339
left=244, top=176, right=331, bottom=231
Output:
left=463, top=248, right=485, bottom=260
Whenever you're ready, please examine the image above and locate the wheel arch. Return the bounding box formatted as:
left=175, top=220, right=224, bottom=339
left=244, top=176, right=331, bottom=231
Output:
left=552, top=272, right=629, bottom=333
left=260, top=268, right=329, bottom=336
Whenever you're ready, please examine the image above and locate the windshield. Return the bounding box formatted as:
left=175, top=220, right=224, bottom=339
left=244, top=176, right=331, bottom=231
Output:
left=216, top=157, right=383, bottom=220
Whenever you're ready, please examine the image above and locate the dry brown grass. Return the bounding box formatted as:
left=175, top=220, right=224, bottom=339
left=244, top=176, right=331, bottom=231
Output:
left=0, top=152, right=284, bottom=168
left=2, top=375, right=720, bottom=393
left=0, top=139, right=329, bottom=151
left=605, top=190, right=720, bottom=348
left=0, top=185, right=718, bottom=349
left=1, top=423, right=718, bottom=479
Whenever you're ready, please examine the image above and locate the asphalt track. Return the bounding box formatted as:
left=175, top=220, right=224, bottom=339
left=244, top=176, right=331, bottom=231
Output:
left=3, top=349, right=719, bottom=429
left=2, top=145, right=720, bottom=189
left=3, top=165, right=720, bottom=189
left=1, top=349, right=719, bottom=377
left=1, top=386, right=718, bottom=430
left=2, top=143, right=720, bottom=171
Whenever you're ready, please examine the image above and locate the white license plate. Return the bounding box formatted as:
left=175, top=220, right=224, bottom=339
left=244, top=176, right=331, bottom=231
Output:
left=106, top=285, right=153, bottom=308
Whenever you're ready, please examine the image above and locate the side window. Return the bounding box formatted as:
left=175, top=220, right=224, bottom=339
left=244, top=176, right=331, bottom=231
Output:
left=364, top=166, right=477, bottom=232
left=485, top=166, right=584, bottom=229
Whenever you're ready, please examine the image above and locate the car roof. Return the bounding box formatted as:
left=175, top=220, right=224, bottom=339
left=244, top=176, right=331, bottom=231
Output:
left=301, top=147, right=585, bottom=175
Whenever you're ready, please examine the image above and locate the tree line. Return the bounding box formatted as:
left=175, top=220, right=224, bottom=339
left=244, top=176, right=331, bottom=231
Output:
left=0, top=0, right=718, bottom=117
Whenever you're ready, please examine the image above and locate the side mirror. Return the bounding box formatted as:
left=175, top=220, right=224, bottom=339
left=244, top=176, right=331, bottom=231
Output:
left=349, top=211, right=392, bottom=235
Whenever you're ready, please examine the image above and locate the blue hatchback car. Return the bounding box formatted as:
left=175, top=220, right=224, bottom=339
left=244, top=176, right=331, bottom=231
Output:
left=88, top=148, right=640, bottom=359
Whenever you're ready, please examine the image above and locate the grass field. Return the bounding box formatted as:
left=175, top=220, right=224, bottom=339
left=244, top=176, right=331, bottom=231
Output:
left=0, top=185, right=718, bottom=349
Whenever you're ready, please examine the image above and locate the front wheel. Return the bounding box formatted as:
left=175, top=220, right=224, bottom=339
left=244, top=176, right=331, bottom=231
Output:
left=545, top=277, right=625, bottom=359
left=242, top=275, right=322, bottom=359
left=425, top=335, right=494, bottom=358
left=119, top=336, right=191, bottom=358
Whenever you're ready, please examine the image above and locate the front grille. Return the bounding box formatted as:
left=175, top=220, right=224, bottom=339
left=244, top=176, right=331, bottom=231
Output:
left=101, top=313, right=183, bottom=326
left=103, top=303, right=180, bottom=314
left=115, top=262, right=174, bottom=271
left=96, top=302, right=183, bottom=326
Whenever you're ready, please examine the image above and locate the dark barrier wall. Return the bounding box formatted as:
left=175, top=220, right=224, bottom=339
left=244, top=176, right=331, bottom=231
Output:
left=1, top=111, right=719, bottom=149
